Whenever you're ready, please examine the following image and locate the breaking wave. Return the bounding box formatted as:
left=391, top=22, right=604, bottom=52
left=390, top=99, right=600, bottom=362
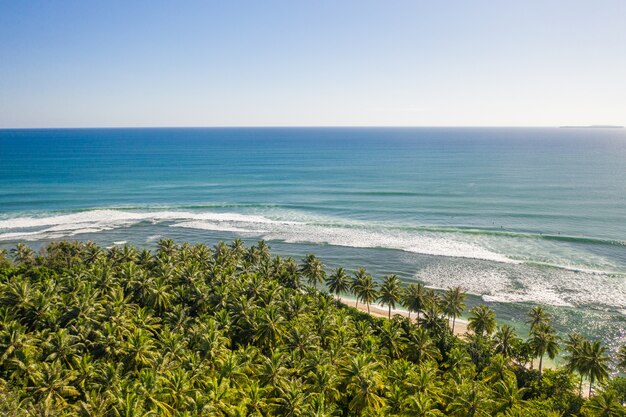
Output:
left=1, top=208, right=625, bottom=310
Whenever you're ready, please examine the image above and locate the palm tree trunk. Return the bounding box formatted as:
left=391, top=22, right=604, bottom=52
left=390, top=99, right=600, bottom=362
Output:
left=579, top=375, right=584, bottom=397
left=452, top=316, right=456, bottom=334
left=367, top=303, right=370, bottom=314
left=539, top=354, right=543, bottom=374
left=417, top=311, right=420, bottom=325
left=355, top=298, right=359, bottom=309
left=408, top=311, right=411, bottom=319
left=589, top=378, right=593, bottom=398
left=388, top=305, right=391, bottom=319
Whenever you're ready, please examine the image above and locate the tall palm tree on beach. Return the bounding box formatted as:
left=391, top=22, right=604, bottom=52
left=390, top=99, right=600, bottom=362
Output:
left=325, top=267, right=350, bottom=300
left=579, top=340, right=610, bottom=398
left=468, top=305, right=496, bottom=337
left=493, top=325, right=519, bottom=358
left=351, top=268, right=369, bottom=310
left=300, top=254, right=326, bottom=289
left=442, top=286, right=466, bottom=334
left=356, top=275, right=378, bottom=314
left=564, top=332, right=586, bottom=396
left=526, top=306, right=550, bottom=332
left=378, top=274, right=402, bottom=319
left=529, top=322, right=559, bottom=375
left=401, top=282, right=428, bottom=322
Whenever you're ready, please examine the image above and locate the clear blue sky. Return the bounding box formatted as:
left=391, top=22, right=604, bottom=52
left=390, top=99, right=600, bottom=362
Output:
left=1, top=1, right=625, bottom=127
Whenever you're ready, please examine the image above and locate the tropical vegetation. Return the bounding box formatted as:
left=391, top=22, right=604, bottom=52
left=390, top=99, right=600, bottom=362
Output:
left=0, top=240, right=624, bottom=416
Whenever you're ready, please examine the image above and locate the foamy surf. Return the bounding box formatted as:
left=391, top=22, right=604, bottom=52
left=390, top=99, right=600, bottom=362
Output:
left=415, top=260, right=626, bottom=309
left=0, top=208, right=624, bottom=300
left=0, top=209, right=511, bottom=262
left=0, top=209, right=289, bottom=242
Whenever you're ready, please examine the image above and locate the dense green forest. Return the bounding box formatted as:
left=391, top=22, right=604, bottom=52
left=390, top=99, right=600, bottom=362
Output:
left=1, top=240, right=625, bottom=416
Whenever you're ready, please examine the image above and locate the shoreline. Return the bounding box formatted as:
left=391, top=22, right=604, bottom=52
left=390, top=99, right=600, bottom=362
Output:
left=338, top=295, right=559, bottom=371
left=338, top=296, right=469, bottom=336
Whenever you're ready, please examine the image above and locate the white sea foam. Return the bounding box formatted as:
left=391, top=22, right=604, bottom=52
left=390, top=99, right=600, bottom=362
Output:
left=146, top=235, right=163, bottom=242
left=171, top=221, right=266, bottom=234
left=1, top=208, right=624, bottom=310
left=0, top=209, right=619, bottom=272
left=0, top=209, right=287, bottom=241
left=414, top=260, right=626, bottom=309
left=0, top=209, right=291, bottom=230
left=260, top=223, right=515, bottom=264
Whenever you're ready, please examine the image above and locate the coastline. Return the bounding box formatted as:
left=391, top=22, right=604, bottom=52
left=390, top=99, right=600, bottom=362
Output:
left=338, top=295, right=560, bottom=371
left=338, top=295, right=469, bottom=336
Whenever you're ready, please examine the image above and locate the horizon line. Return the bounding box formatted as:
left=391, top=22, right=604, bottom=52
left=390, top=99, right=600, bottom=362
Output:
left=1, top=124, right=624, bottom=130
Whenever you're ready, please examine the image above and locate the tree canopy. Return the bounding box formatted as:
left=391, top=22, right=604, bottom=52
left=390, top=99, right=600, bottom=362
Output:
left=0, top=240, right=624, bottom=416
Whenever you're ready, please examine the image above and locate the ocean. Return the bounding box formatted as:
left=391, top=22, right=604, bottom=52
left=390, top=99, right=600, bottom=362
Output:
left=1, top=127, right=625, bottom=352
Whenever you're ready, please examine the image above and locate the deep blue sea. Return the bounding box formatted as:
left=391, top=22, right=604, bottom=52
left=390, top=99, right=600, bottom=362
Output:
left=1, top=127, right=625, bottom=351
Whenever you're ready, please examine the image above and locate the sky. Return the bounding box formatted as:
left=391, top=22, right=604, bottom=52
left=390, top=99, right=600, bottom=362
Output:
left=0, top=1, right=625, bottom=128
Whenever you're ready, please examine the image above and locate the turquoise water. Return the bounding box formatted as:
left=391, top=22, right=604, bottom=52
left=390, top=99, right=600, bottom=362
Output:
left=1, top=127, right=625, bottom=348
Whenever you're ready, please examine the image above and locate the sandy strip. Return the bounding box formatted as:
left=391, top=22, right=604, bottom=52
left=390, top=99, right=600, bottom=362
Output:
left=338, top=296, right=469, bottom=336
left=335, top=296, right=567, bottom=378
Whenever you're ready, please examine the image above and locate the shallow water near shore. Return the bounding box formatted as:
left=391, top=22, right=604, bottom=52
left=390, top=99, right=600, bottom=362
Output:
left=1, top=127, right=625, bottom=352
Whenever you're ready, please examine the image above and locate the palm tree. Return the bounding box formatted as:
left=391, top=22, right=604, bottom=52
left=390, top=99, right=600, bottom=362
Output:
left=280, top=257, right=301, bottom=289
left=526, top=306, right=549, bottom=332
left=421, top=299, right=446, bottom=334
left=482, top=354, right=515, bottom=384
left=258, top=350, right=290, bottom=390
left=255, top=306, right=285, bottom=352
left=442, top=286, right=466, bottom=333
left=325, top=267, right=350, bottom=300
left=300, top=254, right=326, bottom=289
left=563, top=332, right=586, bottom=396
left=529, top=322, right=559, bottom=374
left=243, top=381, right=269, bottom=416
left=468, top=305, right=496, bottom=336
left=156, top=238, right=178, bottom=257
left=404, top=394, right=443, bottom=417
left=356, top=274, right=378, bottom=314
left=492, top=378, right=526, bottom=414
left=29, top=360, right=80, bottom=409
left=11, top=243, right=35, bottom=266
left=351, top=268, right=369, bottom=309
left=342, top=356, right=385, bottom=416
left=305, top=364, right=340, bottom=404
left=123, top=329, right=158, bottom=371
left=447, top=382, right=492, bottom=417
left=146, top=276, right=172, bottom=313
left=272, top=380, right=308, bottom=417
left=0, top=321, right=40, bottom=372
left=405, top=327, right=442, bottom=364
left=378, top=319, right=407, bottom=359
left=255, top=240, right=271, bottom=263
left=43, top=328, right=84, bottom=367
left=402, top=283, right=428, bottom=322
left=579, top=340, right=610, bottom=398
left=378, top=274, right=402, bottom=319
left=493, top=325, right=519, bottom=358
left=230, top=239, right=246, bottom=260
left=582, top=390, right=625, bottom=417
left=0, top=248, right=11, bottom=268
left=79, top=389, right=114, bottom=416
